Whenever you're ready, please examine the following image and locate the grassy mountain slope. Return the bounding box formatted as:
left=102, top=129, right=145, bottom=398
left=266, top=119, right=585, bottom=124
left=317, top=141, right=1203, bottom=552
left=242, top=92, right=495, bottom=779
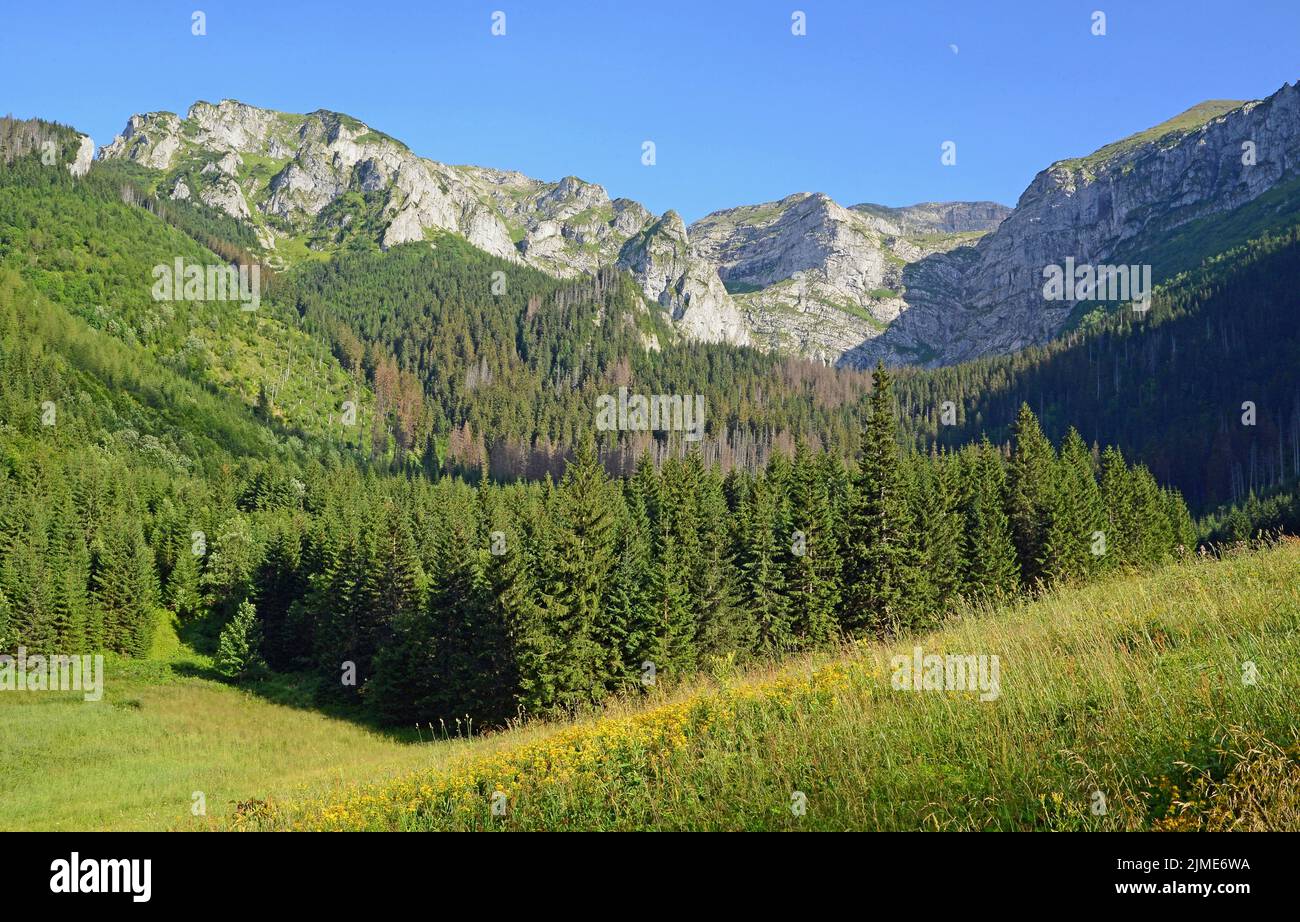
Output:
left=0, top=150, right=375, bottom=463
left=1060, top=100, right=1246, bottom=172
left=0, top=614, right=451, bottom=831
left=215, top=541, right=1300, bottom=832
left=4, top=541, right=1293, bottom=831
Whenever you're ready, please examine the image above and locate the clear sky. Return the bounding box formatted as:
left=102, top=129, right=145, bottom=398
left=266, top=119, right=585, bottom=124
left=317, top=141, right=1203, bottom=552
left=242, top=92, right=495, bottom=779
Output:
left=3, top=1, right=1297, bottom=222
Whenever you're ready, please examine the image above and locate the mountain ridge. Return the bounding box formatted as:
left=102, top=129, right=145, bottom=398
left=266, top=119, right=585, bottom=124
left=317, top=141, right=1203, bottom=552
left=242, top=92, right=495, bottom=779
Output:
left=93, top=98, right=1009, bottom=359
left=849, top=82, right=1300, bottom=367
left=91, top=80, right=1300, bottom=368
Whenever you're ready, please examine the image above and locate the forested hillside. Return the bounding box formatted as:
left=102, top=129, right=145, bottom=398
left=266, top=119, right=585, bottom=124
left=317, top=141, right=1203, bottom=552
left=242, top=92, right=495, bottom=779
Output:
left=0, top=120, right=1277, bottom=735
left=282, top=237, right=888, bottom=479
left=895, top=228, right=1300, bottom=514
left=13, top=112, right=1298, bottom=520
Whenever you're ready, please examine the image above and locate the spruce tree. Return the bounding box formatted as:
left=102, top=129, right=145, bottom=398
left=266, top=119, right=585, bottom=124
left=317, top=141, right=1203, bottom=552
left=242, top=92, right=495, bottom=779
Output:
left=1007, top=404, right=1056, bottom=588
left=646, top=456, right=702, bottom=678
left=694, top=463, right=750, bottom=658
left=913, top=451, right=964, bottom=616
left=784, top=440, right=841, bottom=648
left=1130, top=465, right=1174, bottom=564
left=91, top=519, right=159, bottom=656
left=842, top=362, right=922, bottom=636
left=961, top=440, right=1020, bottom=599
left=1042, top=428, right=1105, bottom=585
left=1, top=511, right=57, bottom=651
left=254, top=522, right=306, bottom=670
left=1100, top=447, right=1139, bottom=568
left=606, top=466, right=655, bottom=686
left=545, top=441, right=619, bottom=710
left=493, top=498, right=555, bottom=720
left=739, top=473, right=792, bottom=652
left=1164, top=488, right=1198, bottom=557
left=48, top=489, right=90, bottom=653
left=165, top=535, right=202, bottom=621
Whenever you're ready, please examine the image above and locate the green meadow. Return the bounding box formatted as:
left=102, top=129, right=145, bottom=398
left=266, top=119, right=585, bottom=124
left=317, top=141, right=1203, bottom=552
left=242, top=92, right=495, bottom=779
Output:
left=4, top=542, right=1297, bottom=831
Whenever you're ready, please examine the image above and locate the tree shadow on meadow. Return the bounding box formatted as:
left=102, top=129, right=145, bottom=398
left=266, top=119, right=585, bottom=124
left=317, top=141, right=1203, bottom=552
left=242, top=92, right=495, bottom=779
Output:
left=164, top=609, right=424, bottom=744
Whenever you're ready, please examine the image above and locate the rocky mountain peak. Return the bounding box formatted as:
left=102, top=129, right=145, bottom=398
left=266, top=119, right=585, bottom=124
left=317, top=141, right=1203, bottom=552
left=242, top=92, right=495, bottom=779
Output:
left=615, top=209, right=749, bottom=346
left=98, top=100, right=751, bottom=347
left=686, top=189, right=1007, bottom=360
left=851, top=201, right=1011, bottom=236
left=92, top=79, right=1300, bottom=370
left=848, top=81, right=1300, bottom=368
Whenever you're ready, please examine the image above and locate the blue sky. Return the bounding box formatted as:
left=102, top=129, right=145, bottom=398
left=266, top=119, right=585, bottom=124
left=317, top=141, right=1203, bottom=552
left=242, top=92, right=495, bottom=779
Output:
left=3, top=1, right=1297, bottom=222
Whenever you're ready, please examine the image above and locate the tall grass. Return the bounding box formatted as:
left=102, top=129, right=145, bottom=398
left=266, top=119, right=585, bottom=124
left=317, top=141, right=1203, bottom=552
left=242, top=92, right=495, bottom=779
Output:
left=232, top=541, right=1300, bottom=831
left=5, top=543, right=1296, bottom=831
left=0, top=639, right=459, bottom=831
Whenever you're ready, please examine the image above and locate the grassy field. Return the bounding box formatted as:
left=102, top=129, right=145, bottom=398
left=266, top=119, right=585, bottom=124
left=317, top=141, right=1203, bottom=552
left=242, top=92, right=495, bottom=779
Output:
left=0, top=627, right=471, bottom=831
left=230, top=541, right=1300, bottom=831
left=3, top=542, right=1298, bottom=831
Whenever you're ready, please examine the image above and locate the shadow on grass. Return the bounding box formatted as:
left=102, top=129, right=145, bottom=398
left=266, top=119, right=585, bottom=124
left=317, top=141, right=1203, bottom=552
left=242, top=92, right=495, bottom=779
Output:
left=174, top=607, right=224, bottom=658
left=166, top=656, right=423, bottom=744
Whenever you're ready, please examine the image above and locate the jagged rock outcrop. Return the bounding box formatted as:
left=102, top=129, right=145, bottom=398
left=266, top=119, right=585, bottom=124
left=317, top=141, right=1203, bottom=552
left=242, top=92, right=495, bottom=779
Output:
left=850, top=84, right=1300, bottom=367
left=850, top=201, right=1012, bottom=236
left=68, top=134, right=94, bottom=178
left=94, top=82, right=1300, bottom=370
left=98, top=100, right=752, bottom=346
left=617, top=212, right=749, bottom=345
left=93, top=99, right=1017, bottom=362
left=689, top=192, right=1006, bottom=359
left=460, top=168, right=657, bottom=277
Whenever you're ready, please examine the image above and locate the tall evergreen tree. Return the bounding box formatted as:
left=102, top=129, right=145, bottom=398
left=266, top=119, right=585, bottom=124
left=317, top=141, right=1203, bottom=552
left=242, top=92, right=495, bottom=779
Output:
left=1164, top=488, right=1198, bottom=557
left=544, top=441, right=620, bottom=710
left=739, top=472, right=792, bottom=652
left=784, top=440, right=842, bottom=647
left=91, top=518, right=159, bottom=656
left=645, top=456, right=702, bottom=677
left=1131, top=465, right=1175, bottom=565
left=215, top=598, right=261, bottom=679
left=842, top=362, right=922, bottom=635
left=961, top=441, right=1020, bottom=599
left=254, top=521, right=306, bottom=669
left=693, top=462, right=750, bottom=658
left=1007, top=403, right=1057, bottom=589
left=912, top=451, right=964, bottom=615
left=1100, top=447, right=1140, bottom=568
left=606, top=462, right=655, bottom=686
left=1043, top=428, right=1105, bottom=585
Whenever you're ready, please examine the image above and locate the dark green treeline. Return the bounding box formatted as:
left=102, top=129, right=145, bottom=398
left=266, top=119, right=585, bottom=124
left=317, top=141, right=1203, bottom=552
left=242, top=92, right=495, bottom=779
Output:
left=1, top=362, right=1194, bottom=726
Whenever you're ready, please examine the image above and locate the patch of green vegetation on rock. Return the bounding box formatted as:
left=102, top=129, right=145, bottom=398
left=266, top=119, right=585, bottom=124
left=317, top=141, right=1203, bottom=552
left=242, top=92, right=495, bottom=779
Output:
left=1059, top=100, right=1245, bottom=172
left=1113, top=172, right=1300, bottom=281
left=567, top=204, right=614, bottom=228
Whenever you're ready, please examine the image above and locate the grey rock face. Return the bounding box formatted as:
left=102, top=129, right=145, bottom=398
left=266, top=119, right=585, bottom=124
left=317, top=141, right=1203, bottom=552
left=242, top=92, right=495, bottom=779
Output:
left=96, top=83, right=1300, bottom=371
left=616, top=212, right=749, bottom=345
left=850, top=201, right=1011, bottom=235
left=689, top=193, right=1006, bottom=360
left=94, top=98, right=1016, bottom=362
left=68, top=134, right=95, bottom=178
left=99, top=99, right=750, bottom=346
left=851, top=84, right=1300, bottom=367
